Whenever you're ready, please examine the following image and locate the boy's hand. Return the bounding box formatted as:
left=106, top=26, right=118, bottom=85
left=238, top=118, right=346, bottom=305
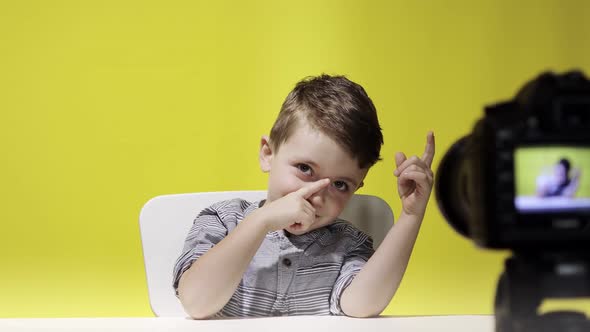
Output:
left=393, top=131, right=435, bottom=217
left=256, top=178, right=331, bottom=232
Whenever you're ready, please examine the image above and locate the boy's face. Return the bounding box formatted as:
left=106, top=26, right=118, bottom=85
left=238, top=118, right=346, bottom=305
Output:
left=259, top=121, right=369, bottom=235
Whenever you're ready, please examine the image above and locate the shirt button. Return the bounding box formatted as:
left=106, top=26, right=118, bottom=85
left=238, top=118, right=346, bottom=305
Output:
left=282, top=258, right=292, bottom=267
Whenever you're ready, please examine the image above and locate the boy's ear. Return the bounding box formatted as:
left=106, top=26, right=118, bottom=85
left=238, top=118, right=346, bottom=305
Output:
left=355, top=181, right=365, bottom=191
left=259, top=135, right=273, bottom=173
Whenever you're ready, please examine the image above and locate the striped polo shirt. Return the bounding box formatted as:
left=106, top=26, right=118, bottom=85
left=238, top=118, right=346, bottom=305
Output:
left=173, top=198, right=375, bottom=317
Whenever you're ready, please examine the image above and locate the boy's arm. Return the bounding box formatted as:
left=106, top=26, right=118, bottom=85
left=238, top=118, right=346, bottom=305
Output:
left=339, top=211, right=423, bottom=317
left=177, top=210, right=269, bottom=319
left=177, top=179, right=330, bottom=319
left=563, top=168, right=581, bottom=197
left=340, top=132, right=435, bottom=318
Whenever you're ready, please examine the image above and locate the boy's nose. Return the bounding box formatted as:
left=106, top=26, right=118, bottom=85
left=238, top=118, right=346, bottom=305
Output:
left=308, top=188, right=327, bottom=208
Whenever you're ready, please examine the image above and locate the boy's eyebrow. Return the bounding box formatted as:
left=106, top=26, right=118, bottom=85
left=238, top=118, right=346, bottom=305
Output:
left=302, top=160, right=359, bottom=187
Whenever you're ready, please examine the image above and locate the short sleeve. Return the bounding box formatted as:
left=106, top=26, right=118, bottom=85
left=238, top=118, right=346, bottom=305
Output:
left=172, top=207, right=228, bottom=296
left=329, top=233, right=374, bottom=315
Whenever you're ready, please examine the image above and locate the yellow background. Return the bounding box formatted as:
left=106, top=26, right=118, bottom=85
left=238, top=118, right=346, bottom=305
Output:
left=1, top=0, right=589, bottom=317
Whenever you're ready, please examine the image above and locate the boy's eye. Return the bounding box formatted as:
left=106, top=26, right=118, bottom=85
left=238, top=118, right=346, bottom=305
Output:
left=333, top=181, right=349, bottom=192
left=296, top=163, right=313, bottom=176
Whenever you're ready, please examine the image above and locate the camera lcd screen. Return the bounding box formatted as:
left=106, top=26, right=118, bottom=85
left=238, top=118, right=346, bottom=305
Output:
left=514, top=146, right=590, bottom=213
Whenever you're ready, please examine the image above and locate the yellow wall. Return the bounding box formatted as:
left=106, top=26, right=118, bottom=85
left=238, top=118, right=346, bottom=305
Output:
left=1, top=0, right=589, bottom=317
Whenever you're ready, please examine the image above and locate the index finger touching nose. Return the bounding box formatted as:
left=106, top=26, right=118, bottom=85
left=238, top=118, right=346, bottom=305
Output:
left=298, top=178, right=331, bottom=199
left=421, top=131, right=435, bottom=168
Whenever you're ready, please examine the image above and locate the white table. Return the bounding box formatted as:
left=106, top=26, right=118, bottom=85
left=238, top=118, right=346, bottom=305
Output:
left=0, top=315, right=494, bottom=331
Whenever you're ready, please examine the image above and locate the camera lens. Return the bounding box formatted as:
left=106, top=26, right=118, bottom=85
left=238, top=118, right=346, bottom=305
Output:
left=435, top=135, right=472, bottom=238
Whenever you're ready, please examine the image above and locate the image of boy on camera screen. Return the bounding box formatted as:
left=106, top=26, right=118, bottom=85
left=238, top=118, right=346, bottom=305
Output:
left=536, top=158, right=582, bottom=198
left=515, top=148, right=590, bottom=213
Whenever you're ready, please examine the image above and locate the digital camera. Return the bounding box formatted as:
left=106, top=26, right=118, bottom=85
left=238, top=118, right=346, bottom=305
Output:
left=436, top=70, right=590, bottom=251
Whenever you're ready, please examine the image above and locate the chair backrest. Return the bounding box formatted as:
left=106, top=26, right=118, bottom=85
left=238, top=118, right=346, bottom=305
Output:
left=139, top=191, right=394, bottom=317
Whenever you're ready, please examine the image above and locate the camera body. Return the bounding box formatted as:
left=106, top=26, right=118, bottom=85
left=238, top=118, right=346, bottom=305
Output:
left=436, top=71, right=590, bottom=250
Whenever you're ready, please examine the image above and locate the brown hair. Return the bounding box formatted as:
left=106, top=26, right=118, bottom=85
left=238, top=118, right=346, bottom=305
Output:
left=270, top=74, right=383, bottom=169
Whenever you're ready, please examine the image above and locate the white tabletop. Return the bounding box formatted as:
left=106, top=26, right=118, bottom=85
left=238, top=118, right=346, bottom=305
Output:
left=0, top=315, right=494, bottom=331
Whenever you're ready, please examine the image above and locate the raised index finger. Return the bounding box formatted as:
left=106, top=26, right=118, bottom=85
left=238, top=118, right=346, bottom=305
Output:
left=297, top=178, right=330, bottom=199
left=421, top=131, right=435, bottom=168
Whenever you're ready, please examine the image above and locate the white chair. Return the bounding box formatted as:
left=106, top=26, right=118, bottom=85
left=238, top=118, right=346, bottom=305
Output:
left=139, top=191, right=394, bottom=317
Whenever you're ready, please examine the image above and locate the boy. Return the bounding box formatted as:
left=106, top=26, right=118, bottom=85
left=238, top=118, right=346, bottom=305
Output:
left=173, top=75, right=435, bottom=319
